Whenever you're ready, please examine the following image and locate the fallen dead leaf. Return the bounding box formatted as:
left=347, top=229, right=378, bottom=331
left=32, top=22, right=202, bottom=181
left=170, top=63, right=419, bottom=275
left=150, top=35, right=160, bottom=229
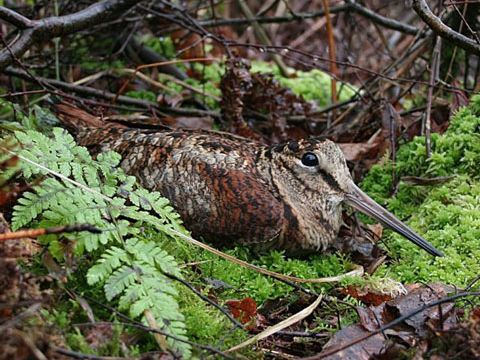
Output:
left=344, top=286, right=393, bottom=306
left=357, top=303, right=395, bottom=332
left=338, top=142, right=379, bottom=162
left=387, top=283, right=456, bottom=336
left=366, top=224, right=383, bottom=240
left=226, top=297, right=257, bottom=327
left=162, top=115, right=214, bottom=130
left=318, top=324, right=386, bottom=360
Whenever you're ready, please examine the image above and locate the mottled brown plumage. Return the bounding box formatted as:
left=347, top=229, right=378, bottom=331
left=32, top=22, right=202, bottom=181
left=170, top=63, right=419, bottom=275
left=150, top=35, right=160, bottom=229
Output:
left=56, top=104, right=443, bottom=257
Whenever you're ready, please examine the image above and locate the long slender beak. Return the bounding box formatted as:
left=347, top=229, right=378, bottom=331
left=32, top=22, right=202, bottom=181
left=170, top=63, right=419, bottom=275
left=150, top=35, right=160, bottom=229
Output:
left=345, top=183, right=443, bottom=257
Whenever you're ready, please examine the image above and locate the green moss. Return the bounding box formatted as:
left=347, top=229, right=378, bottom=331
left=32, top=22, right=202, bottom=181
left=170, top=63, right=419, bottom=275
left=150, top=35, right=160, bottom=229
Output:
left=250, top=62, right=357, bottom=107
left=361, top=95, right=480, bottom=287
left=124, top=90, right=157, bottom=102
left=184, top=61, right=358, bottom=109
left=179, top=285, right=248, bottom=348
left=192, top=247, right=352, bottom=303
left=140, top=35, right=176, bottom=59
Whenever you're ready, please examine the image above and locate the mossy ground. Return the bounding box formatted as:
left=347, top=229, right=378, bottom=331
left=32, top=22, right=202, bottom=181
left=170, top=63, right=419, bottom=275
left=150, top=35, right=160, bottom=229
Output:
left=361, top=96, right=480, bottom=286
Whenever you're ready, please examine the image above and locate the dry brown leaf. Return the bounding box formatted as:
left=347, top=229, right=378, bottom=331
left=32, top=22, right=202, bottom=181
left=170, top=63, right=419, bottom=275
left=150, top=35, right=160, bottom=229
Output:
left=318, top=324, right=386, bottom=360
left=226, top=297, right=257, bottom=327
left=387, top=283, right=456, bottom=336
left=338, top=142, right=379, bottom=162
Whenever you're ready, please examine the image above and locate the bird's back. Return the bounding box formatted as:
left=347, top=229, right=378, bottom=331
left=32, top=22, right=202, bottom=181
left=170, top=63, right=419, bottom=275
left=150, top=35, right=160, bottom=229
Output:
left=74, top=125, right=287, bottom=247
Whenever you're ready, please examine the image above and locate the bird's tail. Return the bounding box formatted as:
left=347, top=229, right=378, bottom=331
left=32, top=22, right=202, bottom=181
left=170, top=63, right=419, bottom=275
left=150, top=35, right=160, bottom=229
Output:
left=52, top=100, right=130, bottom=152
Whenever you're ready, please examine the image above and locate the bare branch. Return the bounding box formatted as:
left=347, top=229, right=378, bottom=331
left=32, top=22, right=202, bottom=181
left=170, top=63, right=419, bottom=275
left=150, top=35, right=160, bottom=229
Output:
left=345, top=0, right=419, bottom=36
left=412, top=0, right=480, bottom=55
left=194, top=2, right=420, bottom=36
left=0, top=0, right=144, bottom=70
left=4, top=66, right=220, bottom=119
left=0, top=7, right=33, bottom=28
left=0, top=224, right=101, bottom=241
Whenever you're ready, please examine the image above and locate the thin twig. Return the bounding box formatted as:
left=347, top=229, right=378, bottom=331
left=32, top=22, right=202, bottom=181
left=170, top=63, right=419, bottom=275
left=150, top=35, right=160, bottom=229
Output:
left=321, top=0, right=338, bottom=126
left=51, top=346, right=136, bottom=360
left=0, top=224, right=101, bottom=241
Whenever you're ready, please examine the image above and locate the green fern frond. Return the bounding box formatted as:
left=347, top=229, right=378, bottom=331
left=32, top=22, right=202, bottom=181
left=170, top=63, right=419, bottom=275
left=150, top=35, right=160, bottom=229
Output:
left=12, top=127, right=192, bottom=357
left=105, top=265, right=139, bottom=301
left=98, top=238, right=188, bottom=356
left=87, top=246, right=129, bottom=284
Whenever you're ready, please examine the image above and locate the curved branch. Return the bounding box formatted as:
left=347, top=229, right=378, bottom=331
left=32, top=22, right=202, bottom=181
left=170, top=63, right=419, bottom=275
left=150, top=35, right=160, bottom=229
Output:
left=346, top=0, right=418, bottom=36
left=0, top=7, right=33, bottom=28
left=0, top=0, right=143, bottom=70
left=412, top=0, right=480, bottom=55
left=37, top=0, right=142, bottom=37
left=1, top=28, right=36, bottom=61
left=4, top=66, right=220, bottom=118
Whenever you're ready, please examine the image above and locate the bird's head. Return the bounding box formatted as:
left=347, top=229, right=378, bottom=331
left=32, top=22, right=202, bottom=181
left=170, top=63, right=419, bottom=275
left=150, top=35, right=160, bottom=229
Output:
left=266, top=138, right=443, bottom=257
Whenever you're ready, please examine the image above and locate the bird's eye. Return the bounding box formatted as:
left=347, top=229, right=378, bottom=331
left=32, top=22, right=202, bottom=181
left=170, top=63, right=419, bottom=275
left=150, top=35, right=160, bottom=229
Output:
left=301, top=152, right=319, bottom=167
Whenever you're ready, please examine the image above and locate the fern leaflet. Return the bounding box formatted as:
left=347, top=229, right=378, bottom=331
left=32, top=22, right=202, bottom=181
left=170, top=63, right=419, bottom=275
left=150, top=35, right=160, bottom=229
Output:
left=12, top=127, right=192, bottom=357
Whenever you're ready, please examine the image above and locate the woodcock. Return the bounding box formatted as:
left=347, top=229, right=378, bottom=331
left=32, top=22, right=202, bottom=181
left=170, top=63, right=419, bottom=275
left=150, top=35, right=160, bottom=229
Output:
left=56, top=103, right=443, bottom=257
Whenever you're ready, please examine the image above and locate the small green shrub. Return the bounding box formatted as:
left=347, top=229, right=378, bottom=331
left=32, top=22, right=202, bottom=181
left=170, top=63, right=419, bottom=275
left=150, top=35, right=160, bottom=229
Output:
left=141, top=35, right=176, bottom=59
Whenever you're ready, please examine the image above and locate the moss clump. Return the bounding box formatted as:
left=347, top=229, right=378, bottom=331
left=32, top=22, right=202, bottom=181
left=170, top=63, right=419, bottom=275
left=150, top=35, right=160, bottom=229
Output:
left=361, top=95, right=480, bottom=286
left=179, top=285, right=248, bottom=348
left=140, top=35, right=176, bottom=59
left=251, top=62, right=357, bottom=107
left=196, top=248, right=351, bottom=303
left=187, top=61, right=357, bottom=109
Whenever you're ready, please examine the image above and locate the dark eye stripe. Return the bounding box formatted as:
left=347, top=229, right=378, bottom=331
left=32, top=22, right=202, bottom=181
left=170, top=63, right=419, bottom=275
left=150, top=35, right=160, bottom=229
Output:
left=318, top=169, right=342, bottom=192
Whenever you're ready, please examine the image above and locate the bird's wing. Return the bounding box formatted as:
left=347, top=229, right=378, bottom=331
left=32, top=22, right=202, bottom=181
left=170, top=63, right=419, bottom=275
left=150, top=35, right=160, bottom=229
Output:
left=166, top=165, right=285, bottom=246
left=73, top=127, right=285, bottom=246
